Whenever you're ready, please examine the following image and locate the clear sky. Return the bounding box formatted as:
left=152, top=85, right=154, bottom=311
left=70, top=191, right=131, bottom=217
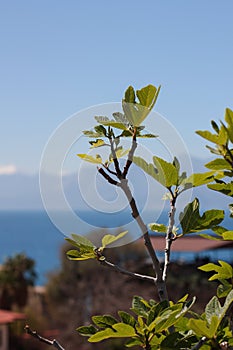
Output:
left=1, top=0, right=233, bottom=174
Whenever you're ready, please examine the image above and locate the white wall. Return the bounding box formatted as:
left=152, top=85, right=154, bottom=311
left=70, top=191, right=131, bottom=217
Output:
left=0, top=325, right=8, bottom=350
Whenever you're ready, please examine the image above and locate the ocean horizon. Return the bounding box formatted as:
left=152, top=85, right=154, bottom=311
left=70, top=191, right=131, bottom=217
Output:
left=0, top=210, right=232, bottom=285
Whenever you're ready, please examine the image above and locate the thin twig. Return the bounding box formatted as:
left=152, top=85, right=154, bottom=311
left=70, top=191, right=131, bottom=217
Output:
left=104, top=165, right=117, bottom=176
left=98, top=167, right=119, bottom=186
left=101, top=259, right=156, bottom=283
left=163, top=191, right=177, bottom=281
left=191, top=337, right=207, bottom=350
left=25, top=325, right=65, bottom=350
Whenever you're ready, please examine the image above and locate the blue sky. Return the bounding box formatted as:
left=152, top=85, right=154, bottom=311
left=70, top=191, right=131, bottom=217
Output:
left=1, top=1, right=233, bottom=174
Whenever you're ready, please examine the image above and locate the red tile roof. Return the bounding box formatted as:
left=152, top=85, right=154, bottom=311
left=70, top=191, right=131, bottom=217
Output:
left=148, top=236, right=233, bottom=252
left=0, top=310, right=25, bottom=324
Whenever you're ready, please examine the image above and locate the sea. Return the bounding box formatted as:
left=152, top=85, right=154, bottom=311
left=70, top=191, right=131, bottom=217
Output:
left=0, top=210, right=232, bottom=286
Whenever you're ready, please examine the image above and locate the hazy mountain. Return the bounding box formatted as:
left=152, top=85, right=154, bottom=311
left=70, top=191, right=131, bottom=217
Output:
left=0, top=156, right=230, bottom=212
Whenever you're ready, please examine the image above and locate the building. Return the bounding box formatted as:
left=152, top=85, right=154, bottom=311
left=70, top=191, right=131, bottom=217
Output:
left=0, top=310, right=25, bottom=350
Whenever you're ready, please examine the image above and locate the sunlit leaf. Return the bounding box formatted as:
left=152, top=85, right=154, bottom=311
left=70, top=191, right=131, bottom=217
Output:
left=225, top=108, right=233, bottom=143
left=101, top=231, right=128, bottom=248
left=66, top=249, right=96, bottom=261
left=136, top=84, right=159, bottom=109
left=153, top=156, right=178, bottom=187
left=222, top=231, right=233, bottom=240
left=199, top=260, right=233, bottom=281
left=149, top=223, right=167, bottom=233
left=95, top=116, right=128, bottom=130
left=181, top=171, right=216, bottom=188
left=70, top=233, right=95, bottom=247
left=88, top=323, right=136, bottom=342
left=77, top=153, right=103, bottom=164
left=89, top=139, right=107, bottom=148
left=205, top=158, right=232, bottom=170
left=217, top=280, right=232, bottom=298
left=122, top=84, right=160, bottom=127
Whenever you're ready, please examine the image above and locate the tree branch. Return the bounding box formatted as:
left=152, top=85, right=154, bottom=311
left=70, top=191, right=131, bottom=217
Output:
left=122, top=128, right=137, bottom=178
left=101, top=259, right=156, bottom=283
left=98, top=132, right=168, bottom=300
left=163, top=191, right=177, bottom=281
left=25, top=325, right=65, bottom=350
left=119, top=179, right=168, bottom=301
left=191, top=337, right=207, bottom=350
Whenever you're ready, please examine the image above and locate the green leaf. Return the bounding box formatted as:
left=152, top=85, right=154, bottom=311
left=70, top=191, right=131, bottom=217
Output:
left=205, top=158, right=232, bottom=170
left=88, top=323, right=136, bottom=342
left=220, top=289, right=233, bottom=320
left=101, top=231, right=128, bottom=248
left=149, top=223, right=167, bottom=233
left=77, top=325, right=97, bottom=336
left=182, top=171, right=216, bottom=188
left=89, top=139, right=107, bottom=148
left=211, top=120, right=220, bottom=133
left=92, top=315, right=118, bottom=328
left=179, top=198, right=224, bottom=234
left=196, top=130, right=220, bottom=143
left=225, top=108, right=233, bottom=143
left=222, top=231, right=233, bottom=240
left=137, top=133, right=158, bottom=138
left=125, top=338, right=144, bottom=348
left=66, top=249, right=96, bottom=261
left=208, top=182, right=233, bottom=197
left=136, top=84, right=158, bottom=108
left=65, top=234, right=96, bottom=260
left=77, top=153, right=102, bottom=164
left=69, top=233, right=95, bottom=248
left=199, top=233, right=222, bottom=240
left=199, top=260, right=233, bottom=281
left=153, top=156, right=178, bottom=187
left=131, top=296, right=150, bottom=317
left=124, top=86, right=136, bottom=103
left=133, top=156, right=158, bottom=181
left=188, top=319, right=209, bottom=338
left=122, top=84, right=160, bottom=127
left=148, top=305, right=183, bottom=333
left=94, top=125, right=107, bottom=136
left=205, top=296, right=221, bottom=325
left=118, top=311, right=136, bottom=327
left=83, top=130, right=104, bottom=138
left=196, top=126, right=228, bottom=145
left=95, top=116, right=128, bottom=130
left=217, top=280, right=232, bottom=298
